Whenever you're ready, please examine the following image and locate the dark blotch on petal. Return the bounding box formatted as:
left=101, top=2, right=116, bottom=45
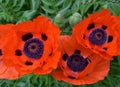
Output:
left=87, top=23, right=95, bottom=30
left=108, top=36, right=113, bottom=43
left=102, top=25, right=107, bottom=30
left=83, top=34, right=85, bottom=39
left=49, top=53, right=53, bottom=56
left=22, top=33, right=33, bottom=41
left=25, top=61, right=33, bottom=65
left=68, top=76, right=76, bottom=79
left=74, top=49, right=80, bottom=54
left=62, top=53, right=68, bottom=61
left=103, top=48, right=107, bottom=50
left=61, top=65, right=64, bottom=69
left=42, top=61, right=45, bottom=65
left=0, top=49, right=2, bottom=56
left=15, top=49, right=22, bottom=56
left=41, top=34, right=48, bottom=41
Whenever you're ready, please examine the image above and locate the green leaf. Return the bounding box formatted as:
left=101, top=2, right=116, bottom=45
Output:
left=4, top=0, right=10, bottom=6
left=41, top=0, right=52, bottom=6
left=71, top=0, right=81, bottom=13
left=59, top=0, right=72, bottom=13
left=108, top=4, right=120, bottom=16
left=41, top=6, right=56, bottom=14
left=13, top=0, right=25, bottom=11
left=17, top=10, right=36, bottom=23
left=56, top=0, right=64, bottom=7
left=30, top=0, right=40, bottom=10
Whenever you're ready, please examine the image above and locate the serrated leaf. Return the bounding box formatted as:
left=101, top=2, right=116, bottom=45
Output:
left=16, top=82, right=26, bottom=87
left=56, top=0, right=64, bottom=7
left=83, top=3, right=93, bottom=14
left=0, top=0, right=2, bottom=3
left=71, top=0, right=81, bottom=12
left=108, top=4, right=120, bottom=16
left=14, top=0, right=25, bottom=11
left=30, top=0, right=40, bottom=10
left=106, top=75, right=116, bottom=87
left=93, top=1, right=100, bottom=11
left=41, top=6, right=56, bottom=14
left=12, top=0, right=19, bottom=7
left=30, top=0, right=36, bottom=9
left=79, top=4, right=85, bottom=15
left=62, top=0, right=72, bottom=8
left=17, top=10, right=36, bottom=23
left=4, top=0, right=10, bottom=6
left=41, top=0, right=52, bottom=6
left=58, top=1, right=72, bottom=13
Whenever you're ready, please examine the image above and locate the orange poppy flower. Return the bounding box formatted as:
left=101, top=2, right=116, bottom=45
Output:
left=51, top=36, right=110, bottom=85
left=0, top=24, right=19, bottom=80
left=72, top=9, right=120, bottom=60
left=2, top=16, right=61, bottom=75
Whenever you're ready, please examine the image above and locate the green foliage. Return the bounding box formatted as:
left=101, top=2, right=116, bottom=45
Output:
left=0, top=0, right=40, bottom=23
left=0, top=0, right=120, bottom=87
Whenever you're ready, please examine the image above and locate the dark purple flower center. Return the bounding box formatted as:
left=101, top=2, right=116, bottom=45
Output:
left=88, top=28, right=108, bottom=45
left=67, top=54, right=89, bottom=72
left=23, top=38, right=44, bottom=59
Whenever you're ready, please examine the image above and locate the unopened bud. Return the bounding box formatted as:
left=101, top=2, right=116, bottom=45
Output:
left=103, top=4, right=108, bottom=9
left=54, top=13, right=65, bottom=28
left=69, top=12, right=82, bottom=26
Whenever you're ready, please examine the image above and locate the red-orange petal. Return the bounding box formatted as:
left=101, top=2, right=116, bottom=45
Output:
left=51, top=35, right=110, bottom=85
left=72, top=9, right=120, bottom=60
left=0, top=60, right=19, bottom=80
left=2, top=16, right=61, bottom=75
left=0, top=24, right=19, bottom=80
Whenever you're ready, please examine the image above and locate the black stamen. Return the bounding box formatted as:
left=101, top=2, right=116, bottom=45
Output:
left=41, top=34, right=48, bottom=41
left=68, top=76, right=76, bottom=79
left=25, top=61, right=33, bottom=65
left=62, top=53, right=68, bottom=61
left=102, top=25, right=107, bottom=30
left=22, top=33, right=33, bottom=41
left=74, top=49, right=80, bottom=54
left=87, top=23, right=95, bottom=30
left=15, top=49, right=22, bottom=56
left=0, top=49, right=2, bottom=56
left=108, top=36, right=113, bottom=43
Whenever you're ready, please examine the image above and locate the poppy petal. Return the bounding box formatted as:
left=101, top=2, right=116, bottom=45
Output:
left=72, top=9, right=120, bottom=60
left=51, top=35, right=110, bottom=85
left=0, top=24, right=19, bottom=80
left=0, top=60, right=19, bottom=80
left=2, top=16, right=61, bottom=75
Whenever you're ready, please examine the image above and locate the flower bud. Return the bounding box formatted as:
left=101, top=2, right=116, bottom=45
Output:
left=103, top=4, right=108, bottom=9
left=54, top=13, right=65, bottom=28
left=69, top=12, right=82, bottom=26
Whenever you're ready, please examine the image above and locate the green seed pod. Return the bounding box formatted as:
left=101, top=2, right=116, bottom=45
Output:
left=54, top=13, right=65, bottom=28
left=69, top=12, right=82, bottom=26
left=103, top=4, right=108, bottom=9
